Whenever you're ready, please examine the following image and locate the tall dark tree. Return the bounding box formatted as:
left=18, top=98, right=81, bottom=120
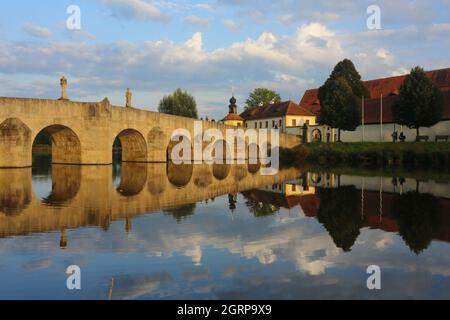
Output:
left=320, top=59, right=370, bottom=99
left=392, top=66, right=444, bottom=139
left=391, top=191, right=441, bottom=254
left=246, top=88, right=281, bottom=107
left=318, top=59, right=369, bottom=141
left=317, top=186, right=362, bottom=252
left=158, top=88, right=198, bottom=119
left=318, top=77, right=360, bottom=141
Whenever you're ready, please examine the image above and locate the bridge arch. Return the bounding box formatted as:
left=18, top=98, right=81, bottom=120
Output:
left=33, top=124, right=81, bottom=164
left=116, top=162, right=147, bottom=197
left=167, top=162, right=193, bottom=188
left=113, top=129, right=147, bottom=163
left=167, top=133, right=193, bottom=163
left=213, top=163, right=231, bottom=181
left=41, top=165, right=81, bottom=205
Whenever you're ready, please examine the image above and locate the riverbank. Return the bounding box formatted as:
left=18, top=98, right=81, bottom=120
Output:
left=281, top=142, right=450, bottom=169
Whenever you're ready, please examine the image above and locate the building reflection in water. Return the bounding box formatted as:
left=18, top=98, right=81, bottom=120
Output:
left=0, top=162, right=450, bottom=256
left=241, top=171, right=450, bottom=254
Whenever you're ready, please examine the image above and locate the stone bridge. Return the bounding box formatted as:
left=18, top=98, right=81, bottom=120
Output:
left=0, top=96, right=301, bottom=168
left=0, top=163, right=302, bottom=240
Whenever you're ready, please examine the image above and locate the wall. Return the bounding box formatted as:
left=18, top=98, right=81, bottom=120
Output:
left=341, top=120, right=450, bottom=142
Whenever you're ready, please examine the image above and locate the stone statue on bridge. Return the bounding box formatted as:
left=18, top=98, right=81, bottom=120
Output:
left=125, top=88, right=132, bottom=108
left=59, top=76, right=68, bottom=101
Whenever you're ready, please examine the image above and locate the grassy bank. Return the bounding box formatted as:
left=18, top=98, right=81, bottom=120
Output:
left=281, top=142, right=450, bottom=169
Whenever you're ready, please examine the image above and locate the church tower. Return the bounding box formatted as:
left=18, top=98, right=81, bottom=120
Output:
left=222, top=96, right=244, bottom=127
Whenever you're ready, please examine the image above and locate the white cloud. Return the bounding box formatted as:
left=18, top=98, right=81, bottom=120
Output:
left=100, top=0, right=168, bottom=22
left=223, top=19, right=238, bottom=31
left=184, top=15, right=209, bottom=27
left=376, top=48, right=394, bottom=65
left=2, top=22, right=450, bottom=119
left=22, top=23, right=52, bottom=38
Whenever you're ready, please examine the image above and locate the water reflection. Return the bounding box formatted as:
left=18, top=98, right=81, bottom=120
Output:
left=1, top=163, right=450, bottom=299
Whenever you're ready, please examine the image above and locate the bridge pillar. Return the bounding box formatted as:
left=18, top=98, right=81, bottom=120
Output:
left=0, top=118, right=32, bottom=168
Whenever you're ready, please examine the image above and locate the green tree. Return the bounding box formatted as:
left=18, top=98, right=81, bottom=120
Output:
left=391, top=191, right=441, bottom=254
left=164, top=203, right=197, bottom=223
left=318, top=77, right=360, bottom=141
left=318, top=59, right=369, bottom=141
left=158, top=88, right=198, bottom=119
left=246, top=88, right=281, bottom=107
left=317, top=186, right=362, bottom=252
left=320, top=59, right=370, bottom=99
left=392, top=66, right=444, bottom=139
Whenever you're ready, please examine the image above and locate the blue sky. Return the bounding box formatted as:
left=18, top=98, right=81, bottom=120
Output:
left=1, top=0, right=450, bottom=119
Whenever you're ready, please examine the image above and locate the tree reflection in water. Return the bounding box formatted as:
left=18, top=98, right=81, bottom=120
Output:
left=163, top=203, right=197, bottom=223
left=317, top=186, right=362, bottom=252
left=245, top=199, right=279, bottom=218
left=391, top=191, right=441, bottom=255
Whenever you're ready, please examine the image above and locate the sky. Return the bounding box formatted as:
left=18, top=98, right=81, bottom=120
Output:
left=1, top=0, right=450, bottom=119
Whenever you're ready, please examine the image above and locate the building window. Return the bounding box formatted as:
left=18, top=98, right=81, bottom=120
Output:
left=260, top=122, right=262, bottom=128
left=292, top=119, right=297, bottom=127
left=265, top=121, right=268, bottom=128
left=279, top=119, right=282, bottom=128
left=254, top=123, right=257, bottom=129
left=306, top=120, right=310, bottom=125
left=292, top=184, right=297, bottom=192
left=272, top=120, right=276, bottom=127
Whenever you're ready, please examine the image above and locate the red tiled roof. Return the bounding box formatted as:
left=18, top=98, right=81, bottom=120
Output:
left=240, top=101, right=315, bottom=121
left=299, top=68, right=450, bottom=123
left=361, top=88, right=450, bottom=124
left=222, top=113, right=244, bottom=121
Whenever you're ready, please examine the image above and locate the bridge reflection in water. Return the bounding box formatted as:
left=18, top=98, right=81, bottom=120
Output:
left=1, top=162, right=450, bottom=255
left=0, top=162, right=302, bottom=239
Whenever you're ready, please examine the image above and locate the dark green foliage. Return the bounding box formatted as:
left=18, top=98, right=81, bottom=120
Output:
left=295, top=142, right=450, bottom=169
left=158, top=88, right=198, bottom=119
left=391, top=192, right=441, bottom=254
left=318, top=59, right=368, bottom=137
left=319, top=59, right=370, bottom=100
left=246, top=88, right=281, bottom=107
left=318, top=77, right=360, bottom=133
left=245, top=198, right=279, bottom=217
left=393, top=67, right=444, bottom=138
left=317, top=186, right=362, bottom=252
left=164, top=203, right=197, bottom=223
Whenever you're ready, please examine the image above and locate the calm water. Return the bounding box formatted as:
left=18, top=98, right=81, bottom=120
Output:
left=0, top=157, right=450, bottom=300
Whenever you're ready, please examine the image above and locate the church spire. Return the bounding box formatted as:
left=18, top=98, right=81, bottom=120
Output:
left=229, top=96, right=237, bottom=114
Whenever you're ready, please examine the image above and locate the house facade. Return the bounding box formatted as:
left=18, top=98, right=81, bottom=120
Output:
left=239, top=100, right=316, bottom=135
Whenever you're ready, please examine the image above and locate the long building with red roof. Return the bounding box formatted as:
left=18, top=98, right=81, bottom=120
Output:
left=298, top=68, right=450, bottom=142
